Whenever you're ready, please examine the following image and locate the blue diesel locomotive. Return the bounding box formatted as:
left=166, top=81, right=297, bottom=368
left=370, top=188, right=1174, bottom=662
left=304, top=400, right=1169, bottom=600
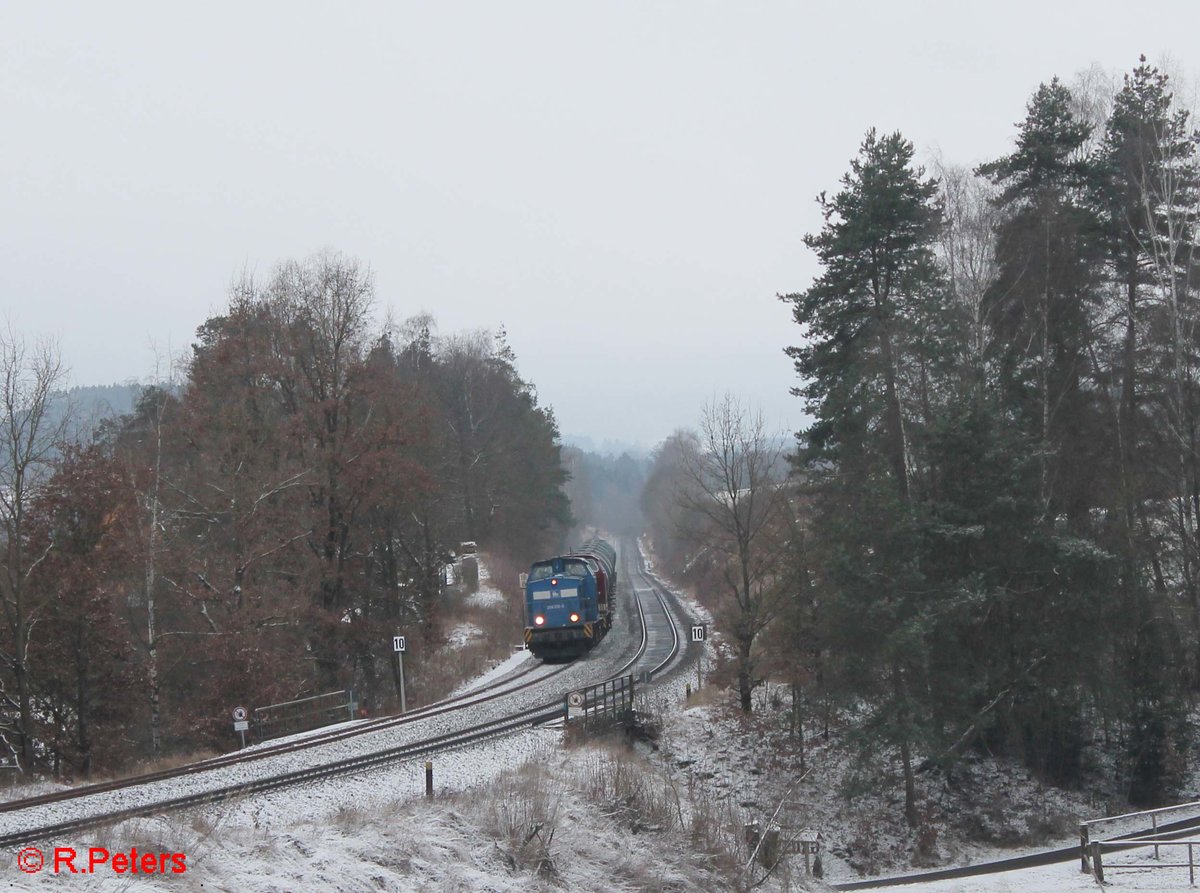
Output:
left=524, top=539, right=617, bottom=659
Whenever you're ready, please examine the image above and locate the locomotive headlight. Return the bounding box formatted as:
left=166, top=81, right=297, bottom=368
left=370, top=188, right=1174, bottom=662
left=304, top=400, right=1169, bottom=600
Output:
left=569, top=613, right=580, bottom=623
left=534, top=615, right=545, bottom=626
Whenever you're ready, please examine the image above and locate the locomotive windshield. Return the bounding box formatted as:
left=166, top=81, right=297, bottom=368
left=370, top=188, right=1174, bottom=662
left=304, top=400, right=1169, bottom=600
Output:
left=562, top=559, right=589, bottom=577
left=529, top=562, right=555, bottom=581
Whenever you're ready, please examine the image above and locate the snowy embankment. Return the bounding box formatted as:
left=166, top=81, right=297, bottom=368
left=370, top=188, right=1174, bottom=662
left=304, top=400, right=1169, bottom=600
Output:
left=7, top=547, right=1127, bottom=892
left=7, top=740, right=739, bottom=893
left=5, top=549, right=737, bottom=892
left=866, top=856, right=1186, bottom=892
left=0, top=625, right=645, bottom=839
left=630, top=537, right=1140, bottom=892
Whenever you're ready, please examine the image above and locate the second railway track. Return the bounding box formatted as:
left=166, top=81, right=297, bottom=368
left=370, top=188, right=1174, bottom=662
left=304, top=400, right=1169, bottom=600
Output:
left=1, top=540, right=690, bottom=847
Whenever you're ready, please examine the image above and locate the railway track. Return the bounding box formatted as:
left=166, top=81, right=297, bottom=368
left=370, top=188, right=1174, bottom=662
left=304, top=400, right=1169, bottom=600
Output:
left=1, top=542, right=687, bottom=847
left=620, top=537, right=682, bottom=681
left=0, top=649, right=570, bottom=817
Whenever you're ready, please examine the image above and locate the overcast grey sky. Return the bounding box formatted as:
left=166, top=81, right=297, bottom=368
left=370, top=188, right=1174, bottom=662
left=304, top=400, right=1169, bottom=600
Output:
left=2, top=2, right=1197, bottom=448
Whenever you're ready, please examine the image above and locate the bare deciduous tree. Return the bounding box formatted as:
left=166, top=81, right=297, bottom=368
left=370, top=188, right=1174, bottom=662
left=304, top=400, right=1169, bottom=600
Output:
left=676, top=395, right=790, bottom=712
left=0, top=328, right=68, bottom=768
left=930, top=154, right=1001, bottom=383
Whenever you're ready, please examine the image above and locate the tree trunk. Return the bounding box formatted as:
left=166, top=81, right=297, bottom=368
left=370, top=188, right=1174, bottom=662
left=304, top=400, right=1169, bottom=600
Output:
left=899, top=733, right=919, bottom=829
left=14, top=622, right=33, bottom=769
left=737, top=630, right=754, bottom=713
left=878, top=326, right=910, bottom=503
left=893, top=666, right=919, bottom=828
left=792, top=681, right=806, bottom=776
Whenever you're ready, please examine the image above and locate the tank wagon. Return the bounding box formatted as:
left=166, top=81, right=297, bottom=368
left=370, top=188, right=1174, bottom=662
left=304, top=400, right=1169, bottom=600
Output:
left=524, top=539, right=617, bottom=659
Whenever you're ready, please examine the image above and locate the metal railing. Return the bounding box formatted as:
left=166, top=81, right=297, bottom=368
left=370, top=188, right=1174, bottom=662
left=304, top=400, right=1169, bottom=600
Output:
left=253, top=689, right=357, bottom=741
left=1081, top=799, right=1200, bottom=873
left=565, top=675, right=636, bottom=731
left=1091, top=837, right=1200, bottom=884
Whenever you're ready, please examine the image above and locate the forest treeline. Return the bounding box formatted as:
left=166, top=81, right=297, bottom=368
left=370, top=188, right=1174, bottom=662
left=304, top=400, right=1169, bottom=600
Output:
left=0, top=253, right=570, bottom=776
left=642, top=57, right=1200, bottom=817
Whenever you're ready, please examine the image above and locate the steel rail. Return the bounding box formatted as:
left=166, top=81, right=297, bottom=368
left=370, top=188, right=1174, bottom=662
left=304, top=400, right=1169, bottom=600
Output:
left=0, top=702, right=565, bottom=849
left=1, top=545, right=658, bottom=837
left=0, top=651, right=569, bottom=815
left=619, top=538, right=681, bottom=680
left=644, top=577, right=681, bottom=678
left=2, top=542, right=672, bottom=845
left=610, top=561, right=652, bottom=678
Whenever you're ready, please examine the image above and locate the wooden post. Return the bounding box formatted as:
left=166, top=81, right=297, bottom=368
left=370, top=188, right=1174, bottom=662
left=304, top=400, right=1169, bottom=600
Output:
left=1081, top=824, right=1091, bottom=873
left=686, top=682, right=692, bottom=700
left=1091, top=842, right=1104, bottom=884
left=1190, top=842, right=1195, bottom=885
left=425, top=760, right=433, bottom=798
left=1153, top=814, right=1159, bottom=860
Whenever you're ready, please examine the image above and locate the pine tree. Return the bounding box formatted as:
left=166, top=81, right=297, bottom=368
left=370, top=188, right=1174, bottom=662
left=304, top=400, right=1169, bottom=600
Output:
left=784, top=129, right=957, bottom=827
left=1091, top=58, right=1200, bottom=805
left=786, top=129, right=955, bottom=503
left=977, top=78, right=1104, bottom=528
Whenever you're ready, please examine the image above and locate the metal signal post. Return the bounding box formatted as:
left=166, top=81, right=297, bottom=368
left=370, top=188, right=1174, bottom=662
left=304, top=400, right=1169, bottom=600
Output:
left=393, top=635, right=407, bottom=713
left=691, top=624, right=707, bottom=691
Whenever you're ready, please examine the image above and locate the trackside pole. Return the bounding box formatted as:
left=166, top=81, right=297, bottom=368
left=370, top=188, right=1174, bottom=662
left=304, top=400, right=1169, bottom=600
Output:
left=425, top=760, right=433, bottom=797
left=393, top=635, right=408, bottom=713
left=399, top=651, right=407, bottom=714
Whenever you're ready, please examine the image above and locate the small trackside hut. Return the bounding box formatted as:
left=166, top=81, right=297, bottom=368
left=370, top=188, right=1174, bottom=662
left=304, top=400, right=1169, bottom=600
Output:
left=524, top=539, right=617, bottom=660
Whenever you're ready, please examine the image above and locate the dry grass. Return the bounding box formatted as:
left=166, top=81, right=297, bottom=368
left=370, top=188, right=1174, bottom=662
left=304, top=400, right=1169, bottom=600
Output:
left=18, top=747, right=225, bottom=798
left=444, top=743, right=753, bottom=891
left=400, top=550, right=529, bottom=708
left=474, top=763, right=561, bottom=878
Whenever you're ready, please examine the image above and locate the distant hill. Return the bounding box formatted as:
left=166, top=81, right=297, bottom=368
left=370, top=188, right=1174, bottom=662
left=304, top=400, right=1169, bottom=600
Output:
left=49, top=383, right=146, bottom=442
left=561, top=434, right=652, bottom=459
left=64, top=383, right=143, bottom=419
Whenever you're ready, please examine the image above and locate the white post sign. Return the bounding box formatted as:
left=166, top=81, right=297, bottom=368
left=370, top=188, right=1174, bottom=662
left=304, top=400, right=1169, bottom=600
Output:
left=232, top=706, right=249, bottom=748
left=566, top=691, right=585, bottom=719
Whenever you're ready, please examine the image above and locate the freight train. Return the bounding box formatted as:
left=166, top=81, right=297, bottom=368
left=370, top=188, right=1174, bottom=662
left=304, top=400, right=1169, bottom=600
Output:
left=523, top=539, right=617, bottom=660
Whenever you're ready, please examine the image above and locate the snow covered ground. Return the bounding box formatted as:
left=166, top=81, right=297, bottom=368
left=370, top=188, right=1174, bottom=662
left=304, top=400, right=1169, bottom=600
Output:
left=866, top=854, right=1193, bottom=891
left=6, top=545, right=1172, bottom=892
left=464, top=560, right=506, bottom=609
left=5, top=734, right=741, bottom=892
